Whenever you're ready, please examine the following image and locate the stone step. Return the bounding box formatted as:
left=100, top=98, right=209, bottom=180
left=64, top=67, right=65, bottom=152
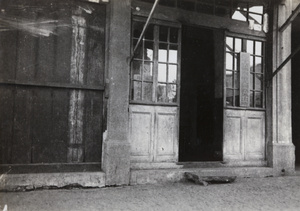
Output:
left=130, top=167, right=274, bottom=185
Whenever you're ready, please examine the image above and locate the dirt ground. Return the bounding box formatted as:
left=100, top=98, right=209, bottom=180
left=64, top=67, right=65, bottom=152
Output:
left=0, top=176, right=300, bottom=211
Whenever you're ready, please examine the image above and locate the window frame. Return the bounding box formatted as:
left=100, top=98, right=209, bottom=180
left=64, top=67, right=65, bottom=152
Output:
left=224, top=32, right=266, bottom=110
left=130, top=17, right=182, bottom=106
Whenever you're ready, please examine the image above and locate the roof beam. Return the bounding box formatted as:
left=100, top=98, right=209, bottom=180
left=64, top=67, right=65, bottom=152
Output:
left=279, top=3, right=300, bottom=32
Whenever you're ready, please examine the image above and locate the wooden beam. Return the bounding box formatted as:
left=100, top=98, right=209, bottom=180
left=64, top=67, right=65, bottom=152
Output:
left=279, top=3, right=300, bottom=32
left=270, top=44, right=300, bottom=80
left=132, top=0, right=266, bottom=38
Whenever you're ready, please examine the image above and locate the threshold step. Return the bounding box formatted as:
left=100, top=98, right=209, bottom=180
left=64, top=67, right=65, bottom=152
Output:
left=130, top=167, right=274, bottom=185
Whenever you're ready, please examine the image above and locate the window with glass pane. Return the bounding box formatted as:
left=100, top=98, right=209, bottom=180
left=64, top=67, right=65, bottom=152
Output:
left=225, top=36, right=264, bottom=108
left=131, top=20, right=180, bottom=104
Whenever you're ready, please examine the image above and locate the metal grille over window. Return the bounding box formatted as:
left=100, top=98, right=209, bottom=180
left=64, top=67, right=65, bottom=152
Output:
left=225, top=36, right=264, bottom=108
left=131, top=20, right=180, bottom=104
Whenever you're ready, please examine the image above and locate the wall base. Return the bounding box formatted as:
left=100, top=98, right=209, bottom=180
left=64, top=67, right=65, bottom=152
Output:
left=0, top=172, right=105, bottom=191
left=267, top=143, right=295, bottom=176
left=102, top=139, right=131, bottom=186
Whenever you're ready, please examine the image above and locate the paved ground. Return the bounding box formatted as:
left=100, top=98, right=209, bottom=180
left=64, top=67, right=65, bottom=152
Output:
left=0, top=176, right=300, bottom=211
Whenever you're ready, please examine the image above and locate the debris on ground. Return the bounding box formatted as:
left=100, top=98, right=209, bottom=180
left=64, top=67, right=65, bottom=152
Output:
left=185, top=172, right=236, bottom=186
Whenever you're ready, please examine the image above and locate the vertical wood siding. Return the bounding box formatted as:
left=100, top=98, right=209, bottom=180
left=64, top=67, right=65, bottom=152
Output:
left=0, top=1, right=106, bottom=165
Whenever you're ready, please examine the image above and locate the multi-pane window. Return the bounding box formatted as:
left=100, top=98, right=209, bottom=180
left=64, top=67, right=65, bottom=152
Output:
left=131, top=20, right=180, bottom=104
left=225, top=36, right=264, bottom=108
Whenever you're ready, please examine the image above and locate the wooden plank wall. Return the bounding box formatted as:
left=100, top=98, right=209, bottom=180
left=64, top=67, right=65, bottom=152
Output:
left=0, top=0, right=106, bottom=165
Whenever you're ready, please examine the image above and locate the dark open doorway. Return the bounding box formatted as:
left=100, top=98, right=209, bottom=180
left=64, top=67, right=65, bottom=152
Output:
left=292, top=14, right=300, bottom=165
left=179, top=25, right=223, bottom=162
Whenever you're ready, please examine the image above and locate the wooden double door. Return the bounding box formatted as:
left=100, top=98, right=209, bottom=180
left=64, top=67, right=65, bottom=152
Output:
left=129, top=24, right=266, bottom=164
left=129, top=105, right=178, bottom=163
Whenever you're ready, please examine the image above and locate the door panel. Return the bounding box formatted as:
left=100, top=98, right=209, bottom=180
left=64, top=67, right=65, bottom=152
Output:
left=245, top=112, right=265, bottom=160
left=155, top=107, right=178, bottom=162
left=129, top=105, right=178, bottom=163
left=129, top=106, right=154, bottom=162
left=223, top=112, right=243, bottom=160
left=224, top=109, right=265, bottom=161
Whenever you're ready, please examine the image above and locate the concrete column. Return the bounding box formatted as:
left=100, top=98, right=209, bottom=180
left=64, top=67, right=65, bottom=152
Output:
left=102, top=0, right=131, bottom=186
left=268, top=0, right=295, bottom=175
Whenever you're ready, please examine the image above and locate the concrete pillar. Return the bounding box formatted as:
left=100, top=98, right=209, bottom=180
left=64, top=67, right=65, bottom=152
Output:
left=268, top=0, right=295, bottom=175
left=102, top=0, right=131, bottom=186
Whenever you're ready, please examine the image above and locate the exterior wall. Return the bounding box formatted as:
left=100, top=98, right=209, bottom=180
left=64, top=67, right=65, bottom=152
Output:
left=0, top=0, right=297, bottom=188
left=102, top=0, right=297, bottom=184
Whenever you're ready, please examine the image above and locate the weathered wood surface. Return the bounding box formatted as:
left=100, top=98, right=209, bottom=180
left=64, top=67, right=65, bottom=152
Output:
left=0, top=1, right=106, bottom=165
left=185, top=172, right=237, bottom=186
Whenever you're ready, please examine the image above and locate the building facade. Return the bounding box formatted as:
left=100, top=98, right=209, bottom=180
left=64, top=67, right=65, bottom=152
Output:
left=0, top=0, right=299, bottom=189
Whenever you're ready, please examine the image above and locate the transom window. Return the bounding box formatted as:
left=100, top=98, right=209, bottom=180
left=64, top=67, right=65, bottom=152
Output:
left=130, top=19, right=181, bottom=104
left=225, top=36, right=265, bottom=108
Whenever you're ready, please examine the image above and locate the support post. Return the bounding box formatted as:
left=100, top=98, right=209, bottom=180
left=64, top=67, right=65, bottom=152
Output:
left=268, top=0, right=295, bottom=176
left=102, top=0, right=131, bottom=186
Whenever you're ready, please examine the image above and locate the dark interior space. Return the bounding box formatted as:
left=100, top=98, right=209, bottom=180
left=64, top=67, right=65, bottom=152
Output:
left=179, top=25, right=223, bottom=162
left=292, top=14, right=300, bottom=165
